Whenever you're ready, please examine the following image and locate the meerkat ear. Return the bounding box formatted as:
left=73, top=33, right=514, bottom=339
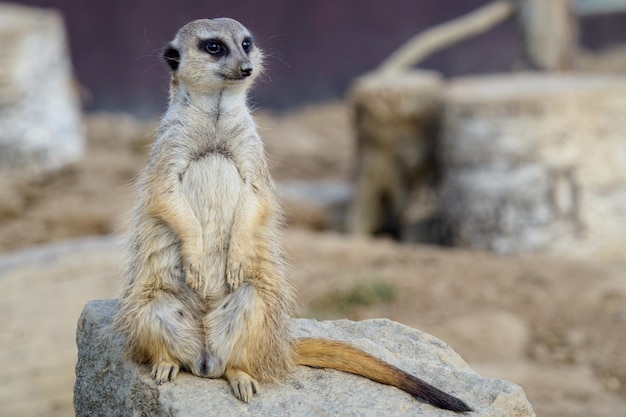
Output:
left=163, top=44, right=181, bottom=72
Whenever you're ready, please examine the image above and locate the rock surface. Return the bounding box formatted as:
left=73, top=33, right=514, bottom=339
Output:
left=74, top=298, right=535, bottom=417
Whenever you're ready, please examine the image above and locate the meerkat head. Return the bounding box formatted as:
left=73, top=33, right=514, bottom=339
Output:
left=163, top=18, right=263, bottom=95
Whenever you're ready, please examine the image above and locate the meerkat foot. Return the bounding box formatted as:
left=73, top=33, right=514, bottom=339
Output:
left=152, top=361, right=180, bottom=385
left=225, top=368, right=259, bottom=402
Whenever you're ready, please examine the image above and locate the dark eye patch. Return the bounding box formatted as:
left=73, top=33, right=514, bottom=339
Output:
left=199, top=39, right=228, bottom=57
left=242, top=38, right=253, bottom=53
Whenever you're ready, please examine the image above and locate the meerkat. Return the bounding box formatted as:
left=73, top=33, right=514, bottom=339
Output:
left=114, top=18, right=471, bottom=412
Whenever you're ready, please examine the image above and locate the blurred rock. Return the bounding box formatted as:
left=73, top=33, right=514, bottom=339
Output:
left=439, top=73, right=626, bottom=259
left=74, top=299, right=535, bottom=417
left=0, top=4, right=84, bottom=176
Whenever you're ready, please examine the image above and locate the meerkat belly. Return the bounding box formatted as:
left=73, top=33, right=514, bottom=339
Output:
left=183, top=153, right=243, bottom=235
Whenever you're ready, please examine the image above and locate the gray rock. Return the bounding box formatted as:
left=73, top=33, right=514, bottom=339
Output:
left=74, top=299, right=535, bottom=416
left=0, top=4, right=84, bottom=176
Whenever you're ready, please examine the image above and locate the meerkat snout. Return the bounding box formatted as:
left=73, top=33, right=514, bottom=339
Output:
left=240, top=64, right=252, bottom=77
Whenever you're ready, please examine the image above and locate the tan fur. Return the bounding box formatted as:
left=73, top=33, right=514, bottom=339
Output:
left=114, top=18, right=470, bottom=412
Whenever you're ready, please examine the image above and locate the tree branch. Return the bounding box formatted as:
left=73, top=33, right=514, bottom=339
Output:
left=377, top=1, right=516, bottom=74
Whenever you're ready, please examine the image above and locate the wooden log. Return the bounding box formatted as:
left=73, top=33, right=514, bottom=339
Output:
left=439, top=73, right=626, bottom=259
left=347, top=71, right=443, bottom=240
left=575, top=0, right=626, bottom=15
left=378, top=0, right=584, bottom=74
left=378, top=1, right=515, bottom=74
left=0, top=4, right=84, bottom=177
left=518, top=0, right=579, bottom=70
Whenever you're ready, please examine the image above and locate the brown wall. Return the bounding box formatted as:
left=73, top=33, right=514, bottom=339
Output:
left=10, top=0, right=626, bottom=115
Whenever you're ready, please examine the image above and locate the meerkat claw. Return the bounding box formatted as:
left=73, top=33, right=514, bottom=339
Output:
left=226, top=261, right=244, bottom=292
left=185, top=264, right=204, bottom=292
left=226, top=369, right=259, bottom=402
left=152, top=362, right=180, bottom=385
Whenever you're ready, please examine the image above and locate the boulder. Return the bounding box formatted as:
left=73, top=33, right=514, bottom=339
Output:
left=0, top=4, right=84, bottom=176
left=74, top=299, right=535, bottom=417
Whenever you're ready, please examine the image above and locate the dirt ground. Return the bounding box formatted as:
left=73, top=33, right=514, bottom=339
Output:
left=1, top=104, right=625, bottom=417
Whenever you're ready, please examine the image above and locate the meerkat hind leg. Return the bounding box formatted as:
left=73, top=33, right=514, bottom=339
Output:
left=203, top=283, right=258, bottom=373
left=225, top=367, right=259, bottom=402
left=122, top=290, right=204, bottom=384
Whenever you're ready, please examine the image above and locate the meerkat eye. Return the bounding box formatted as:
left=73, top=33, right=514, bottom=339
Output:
left=242, top=39, right=252, bottom=53
left=201, top=40, right=226, bottom=56
left=205, top=41, right=222, bottom=54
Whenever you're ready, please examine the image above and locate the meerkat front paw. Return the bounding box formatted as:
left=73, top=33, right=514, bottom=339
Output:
left=225, top=259, right=245, bottom=292
left=184, top=260, right=203, bottom=292
left=226, top=241, right=253, bottom=292
left=225, top=368, right=259, bottom=403
left=152, top=361, right=180, bottom=385
left=182, top=243, right=205, bottom=292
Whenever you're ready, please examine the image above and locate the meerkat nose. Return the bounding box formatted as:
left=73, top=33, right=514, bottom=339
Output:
left=240, top=64, right=253, bottom=77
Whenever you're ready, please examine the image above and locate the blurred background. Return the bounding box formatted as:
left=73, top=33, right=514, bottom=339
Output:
left=8, top=0, right=626, bottom=114
left=1, top=1, right=626, bottom=416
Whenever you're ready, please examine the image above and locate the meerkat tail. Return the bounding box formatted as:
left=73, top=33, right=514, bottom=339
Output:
left=293, top=338, right=472, bottom=413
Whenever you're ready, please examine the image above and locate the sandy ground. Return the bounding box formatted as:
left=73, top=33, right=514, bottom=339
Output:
left=0, top=104, right=625, bottom=417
